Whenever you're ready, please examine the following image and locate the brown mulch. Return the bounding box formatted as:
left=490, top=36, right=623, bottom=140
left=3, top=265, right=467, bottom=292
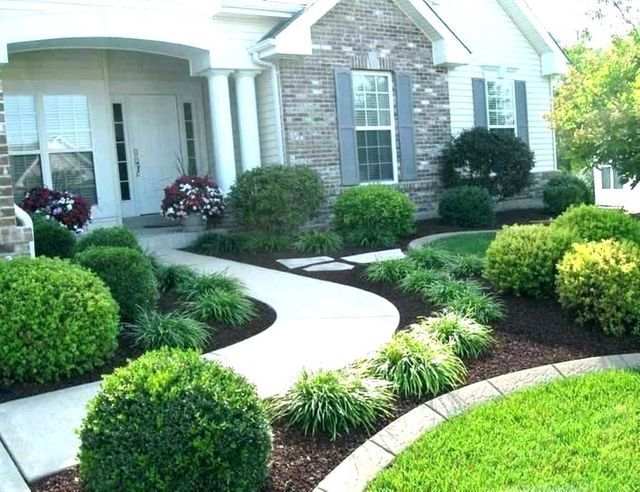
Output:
left=30, top=209, right=640, bottom=492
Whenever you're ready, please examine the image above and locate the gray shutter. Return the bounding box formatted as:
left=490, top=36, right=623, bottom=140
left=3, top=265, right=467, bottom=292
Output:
left=515, top=80, right=529, bottom=145
left=472, top=78, right=488, bottom=128
left=395, top=72, right=417, bottom=181
left=334, top=69, right=358, bottom=186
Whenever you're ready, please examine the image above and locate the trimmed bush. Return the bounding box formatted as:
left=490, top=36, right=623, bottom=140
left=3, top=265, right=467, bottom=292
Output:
left=551, top=204, right=640, bottom=243
left=33, top=217, right=76, bottom=258
left=75, top=226, right=141, bottom=254
left=409, top=312, right=494, bottom=359
left=155, top=264, right=198, bottom=293
left=79, top=349, right=272, bottom=491
left=270, top=368, right=394, bottom=441
left=441, top=127, right=534, bottom=199
left=556, top=240, right=640, bottom=337
left=543, top=173, right=592, bottom=215
left=364, top=259, right=415, bottom=284
left=75, top=246, right=159, bottom=321
left=0, top=257, right=119, bottom=384
left=438, top=186, right=495, bottom=227
left=189, top=232, right=246, bottom=256
left=334, top=185, right=416, bottom=247
left=125, top=311, right=209, bottom=351
left=294, top=231, right=343, bottom=255
left=484, top=225, right=577, bottom=298
left=185, top=289, right=257, bottom=326
left=369, top=333, right=466, bottom=399
left=229, top=165, right=325, bottom=235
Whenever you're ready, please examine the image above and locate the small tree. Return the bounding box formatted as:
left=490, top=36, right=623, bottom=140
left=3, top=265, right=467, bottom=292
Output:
left=441, top=127, right=535, bottom=199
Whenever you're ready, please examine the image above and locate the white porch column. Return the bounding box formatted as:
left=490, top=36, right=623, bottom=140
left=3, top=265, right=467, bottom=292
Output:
left=206, top=69, right=236, bottom=194
left=234, top=70, right=262, bottom=171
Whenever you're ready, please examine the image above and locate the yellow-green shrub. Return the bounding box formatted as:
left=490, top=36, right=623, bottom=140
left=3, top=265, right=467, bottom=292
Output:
left=556, top=240, right=640, bottom=337
left=551, top=204, right=640, bottom=243
left=484, top=225, right=576, bottom=298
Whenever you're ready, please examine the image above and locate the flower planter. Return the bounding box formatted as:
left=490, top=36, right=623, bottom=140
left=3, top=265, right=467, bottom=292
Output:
left=181, top=214, right=206, bottom=232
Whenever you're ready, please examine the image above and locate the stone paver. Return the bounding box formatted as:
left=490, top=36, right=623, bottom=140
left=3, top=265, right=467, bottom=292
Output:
left=488, top=364, right=563, bottom=395
left=0, top=441, right=29, bottom=492
left=426, top=381, right=501, bottom=419
left=553, top=355, right=629, bottom=377
left=277, top=256, right=334, bottom=269
left=342, top=249, right=405, bottom=264
left=304, top=261, right=355, bottom=272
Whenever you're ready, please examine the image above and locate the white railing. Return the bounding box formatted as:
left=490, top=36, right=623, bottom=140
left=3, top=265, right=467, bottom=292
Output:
left=13, top=204, right=35, bottom=258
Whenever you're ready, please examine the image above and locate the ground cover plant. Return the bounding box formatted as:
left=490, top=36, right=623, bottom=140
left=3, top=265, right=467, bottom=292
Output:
left=368, top=370, right=640, bottom=491
left=294, top=231, right=343, bottom=255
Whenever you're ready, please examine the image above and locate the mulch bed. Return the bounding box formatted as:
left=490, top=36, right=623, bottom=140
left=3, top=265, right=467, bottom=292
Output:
left=30, top=209, right=640, bottom=492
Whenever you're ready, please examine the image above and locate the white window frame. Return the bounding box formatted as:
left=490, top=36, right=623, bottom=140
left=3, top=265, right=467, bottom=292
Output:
left=352, top=70, right=398, bottom=184
left=600, top=165, right=625, bottom=190
left=485, top=78, right=518, bottom=136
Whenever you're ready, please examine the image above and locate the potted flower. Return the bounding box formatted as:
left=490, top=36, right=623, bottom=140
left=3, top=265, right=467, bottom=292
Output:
left=21, top=187, right=92, bottom=233
left=161, top=175, right=226, bottom=231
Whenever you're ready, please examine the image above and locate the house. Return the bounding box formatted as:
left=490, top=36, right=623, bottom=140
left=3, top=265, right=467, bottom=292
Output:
left=594, top=167, right=640, bottom=213
left=0, top=0, right=567, bottom=255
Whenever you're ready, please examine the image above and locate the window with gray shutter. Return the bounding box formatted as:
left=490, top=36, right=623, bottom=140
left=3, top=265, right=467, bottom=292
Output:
left=334, top=69, right=359, bottom=185
left=395, top=72, right=416, bottom=181
left=472, top=78, right=488, bottom=128
left=515, top=80, right=529, bottom=145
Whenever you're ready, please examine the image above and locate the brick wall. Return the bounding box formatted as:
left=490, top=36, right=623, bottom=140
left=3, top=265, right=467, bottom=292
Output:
left=0, top=72, right=33, bottom=258
left=277, top=0, right=451, bottom=221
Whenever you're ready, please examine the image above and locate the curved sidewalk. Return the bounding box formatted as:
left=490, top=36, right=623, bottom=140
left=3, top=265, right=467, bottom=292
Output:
left=0, top=249, right=399, bottom=487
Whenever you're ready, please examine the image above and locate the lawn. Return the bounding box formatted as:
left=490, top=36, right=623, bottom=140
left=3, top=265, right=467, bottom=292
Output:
left=368, top=370, right=640, bottom=492
left=429, top=232, right=496, bottom=258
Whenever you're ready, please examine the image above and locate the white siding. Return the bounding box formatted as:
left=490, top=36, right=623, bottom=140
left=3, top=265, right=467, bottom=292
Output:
left=256, top=68, right=281, bottom=164
left=432, top=0, right=557, bottom=172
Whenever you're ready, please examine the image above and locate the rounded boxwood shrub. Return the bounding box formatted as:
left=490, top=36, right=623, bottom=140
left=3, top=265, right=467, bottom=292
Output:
left=75, top=246, right=158, bottom=321
left=441, top=127, right=534, bottom=199
left=75, top=226, right=142, bottom=254
left=229, top=165, right=325, bottom=235
left=543, top=173, right=592, bottom=215
left=556, top=240, right=640, bottom=337
left=484, top=225, right=576, bottom=298
left=0, top=257, right=119, bottom=384
left=438, top=186, right=495, bottom=227
left=32, top=216, right=76, bottom=258
left=551, top=204, right=640, bottom=243
left=334, top=185, right=416, bottom=247
left=79, top=349, right=272, bottom=491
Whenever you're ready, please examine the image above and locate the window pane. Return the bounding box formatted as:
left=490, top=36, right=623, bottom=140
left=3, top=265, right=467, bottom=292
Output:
left=44, top=95, right=92, bottom=151
left=490, top=128, right=516, bottom=138
left=377, top=93, right=389, bottom=110
left=356, top=130, right=394, bottom=183
left=50, top=152, right=97, bottom=204
left=9, top=155, right=43, bottom=202
left=355, top=110, right=367, bottom=126
left=601, top=167, right=612, bottom=189
left=379, top=110, right=391, bottom=126
left=364, top=76, right=376, bottom=92
left=376, top=76, right=388, bottom=92
left=4, top=95, right=40, bottom=153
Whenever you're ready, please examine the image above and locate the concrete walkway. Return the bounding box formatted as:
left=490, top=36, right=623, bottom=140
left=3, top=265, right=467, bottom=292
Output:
left=0, top=248, right=399, bottom=487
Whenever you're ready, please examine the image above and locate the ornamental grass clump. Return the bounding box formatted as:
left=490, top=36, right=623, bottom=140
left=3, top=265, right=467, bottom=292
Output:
left=398, top=269, right=451, bottom=295
left=269, top=368, right=394, bottom=441
left=406, top=245, right=454, bottom=270
left=185, top=289, right=257, bottom=326
left=370, top=333, right=466, bottom=399
left=448, top=254, right=485, bottom=280
left=189, top=232, right=247, bottom=256
left=79, top=349, right=272, bottom=492
left=177, top=271, right=244, bottom=300
left=125, top=310, right=210, bottom=351
left=409, top=312, right=494, bottom=359
left=424, top=278, right=504, bottom=324
left=556, top=240, right=640, bottom=337
left=365, top=259, right=415, bottom=284
left=155, top=264, right=198, bottom=293
left=294, top=231, right=343, bottom=255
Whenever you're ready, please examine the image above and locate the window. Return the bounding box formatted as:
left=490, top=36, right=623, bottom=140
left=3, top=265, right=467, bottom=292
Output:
left=601, top=166, right=624, bottom=190
left=183, top=103, right=198, bottom=176
left=112, top=103, right=131, bottom=200
left=352, top=72, right=396, bottom=183
left=486, top=80, right=516, bottom=137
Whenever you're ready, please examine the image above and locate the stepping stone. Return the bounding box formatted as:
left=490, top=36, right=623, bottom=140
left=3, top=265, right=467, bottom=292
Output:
left=342, top=249, right=406, bottom=265
left=277, top=256, right=334, bottom=269
left=304, top=261, right=355, bottom=272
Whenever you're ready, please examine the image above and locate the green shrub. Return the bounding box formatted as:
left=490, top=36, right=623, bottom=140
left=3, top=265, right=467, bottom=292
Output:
left=441, top=127, right=534, bottom=199
left=438, top=186, right=496, bottom=227
left=409, top=312, right=494, bottom=359
left=424, top=278, right=504, bottom=323
left=32, top=217, right=76, bottom=258
left=125, top=310, right=209, bottom=351
left=229, top=165, right=325, bottom=235
left=369, top=333, right=466, bottom=399
left=79, top=349, right=272, bottom=491
left=543, top=173, right=592, bottom=215
left=294, top=231, right=343, bottom=255
left=186, top=289, right=257, bottom=326
left=0, top=257, right=119, bottom=384
left=189, top=232, right=247, bottom=256
left=177, top=272, right=244, bottom=300
left=155, top=264, right=198, bottom=293
left=484, top=225, right=577, bottom=298
left=556, top=240, right=640, bottom=337
left=398, top=269, right=451, bottom=295
left=75, top=226, right=141, bottom=254
left=75, top=246, right=159, bottom=321
left=449, top=255, right=485, bottom=279
left=334, top=185, right=416, bottom=247
left=551, top=204, right=640, bottom=243
left=364, top=259, right=415, bottom=284
left=407, top=245, right=454, bottom=270
left=270, top=368, right=394, bottom=441
left=244, top=233, right=292, bottom=253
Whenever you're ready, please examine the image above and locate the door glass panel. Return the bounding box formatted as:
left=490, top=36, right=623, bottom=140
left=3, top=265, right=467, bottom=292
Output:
left=183, top=103, right=197, bottom=176
left=112, top=103, right=131, bottom=200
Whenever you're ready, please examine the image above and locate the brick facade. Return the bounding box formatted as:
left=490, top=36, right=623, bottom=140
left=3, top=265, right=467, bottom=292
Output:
left=277, top=0, right=451, bottom=220
left=0, top=72, right=33, bottom=258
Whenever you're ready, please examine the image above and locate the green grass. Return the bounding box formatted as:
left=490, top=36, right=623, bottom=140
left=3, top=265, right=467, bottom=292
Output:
left=430, top=232, right=496, bottom=258
left=368, top=370, right=640, bottom=492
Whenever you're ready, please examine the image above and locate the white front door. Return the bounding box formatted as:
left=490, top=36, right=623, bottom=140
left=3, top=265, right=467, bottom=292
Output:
left=128, top=95, right=182, bottom=216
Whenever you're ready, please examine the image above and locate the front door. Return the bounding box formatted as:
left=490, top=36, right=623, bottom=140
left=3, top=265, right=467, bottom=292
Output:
left=128, top=95, right=182, bottom=216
